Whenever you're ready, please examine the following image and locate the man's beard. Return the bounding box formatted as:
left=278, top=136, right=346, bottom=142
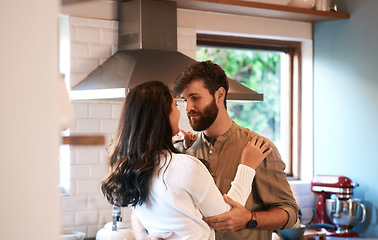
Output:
left=187, top=98, right=218, bottom=131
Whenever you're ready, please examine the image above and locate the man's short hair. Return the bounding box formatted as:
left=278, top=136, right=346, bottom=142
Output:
left=173, top=60, right=229, bottom=107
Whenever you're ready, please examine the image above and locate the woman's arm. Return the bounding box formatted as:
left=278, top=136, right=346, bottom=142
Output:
left=189, top=137, right=272, bottom=217
left=227, top=137, right=272, bottom=205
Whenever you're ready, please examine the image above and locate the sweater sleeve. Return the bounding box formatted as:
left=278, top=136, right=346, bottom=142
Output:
left=180, top=156, right=255, bottom=218
left=226, top=164, right=255, bottom=206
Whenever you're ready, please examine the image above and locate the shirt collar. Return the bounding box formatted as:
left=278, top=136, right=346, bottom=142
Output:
left=201, top=121, right=237, bottom=146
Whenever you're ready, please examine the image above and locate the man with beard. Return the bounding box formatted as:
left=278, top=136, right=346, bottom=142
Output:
left=173, top=60, right=299, bottom=240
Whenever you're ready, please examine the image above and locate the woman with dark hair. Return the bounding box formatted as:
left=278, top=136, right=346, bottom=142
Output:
left=101, top=81, right=272, bottom=240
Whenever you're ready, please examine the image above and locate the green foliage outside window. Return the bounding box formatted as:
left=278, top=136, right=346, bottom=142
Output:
left=196, top=47, right=282, bottom=141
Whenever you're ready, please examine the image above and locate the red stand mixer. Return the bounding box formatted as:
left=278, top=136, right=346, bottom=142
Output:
left=311, top=175, right=366, bottom=237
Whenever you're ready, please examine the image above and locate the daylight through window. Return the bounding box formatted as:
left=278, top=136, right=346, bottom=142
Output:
left=196, top=34, right=301, bottom=177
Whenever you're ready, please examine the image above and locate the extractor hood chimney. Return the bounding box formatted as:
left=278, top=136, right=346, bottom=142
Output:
left=72, top=0, right=263, bottom=101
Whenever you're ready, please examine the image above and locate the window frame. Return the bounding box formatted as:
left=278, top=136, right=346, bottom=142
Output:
left=197, top=34, right=302, bottom=178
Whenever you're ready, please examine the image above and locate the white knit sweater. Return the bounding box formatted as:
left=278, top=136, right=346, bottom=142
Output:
left=132, top=152, right=255, bottom=240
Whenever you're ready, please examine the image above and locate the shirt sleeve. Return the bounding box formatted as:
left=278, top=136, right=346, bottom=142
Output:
left=179, top=156, right=255, bottom=218
left=254, top=143, right=299, bottom=229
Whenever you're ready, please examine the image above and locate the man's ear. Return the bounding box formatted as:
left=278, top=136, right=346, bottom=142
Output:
left=215, top=87, right=226, bottom=103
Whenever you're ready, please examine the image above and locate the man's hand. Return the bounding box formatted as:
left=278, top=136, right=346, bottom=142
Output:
left=205, top=194, right=251, bottom=233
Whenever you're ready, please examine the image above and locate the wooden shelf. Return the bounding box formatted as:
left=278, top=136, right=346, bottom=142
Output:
left=175, top=0, right=349, bottom=22
left=61, top=0, right=349, bottom=22
left=62, top=135, right=105, bottom=146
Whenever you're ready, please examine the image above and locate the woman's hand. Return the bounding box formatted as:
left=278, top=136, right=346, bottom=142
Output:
left=172, top=129, right=197, bottom=149
left=241, top=136, right=272, bottom=170
left=132, top=211, right=172, bottom=240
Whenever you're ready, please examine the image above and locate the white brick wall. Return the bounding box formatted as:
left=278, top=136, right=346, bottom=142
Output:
left=61, top=17, right=124, bottom=238
left=289, top=182, right=316, bottom=224
left=62, top=16, right=315, bottom=238
left=177, top=27, right=197, bottom=59
left=69, top=16, right=118, bottom=89
left=61, top=100, right=125, bottom=237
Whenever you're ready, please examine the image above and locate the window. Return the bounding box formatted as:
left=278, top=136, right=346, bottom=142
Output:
left=196, top=34, right=301, bottom=178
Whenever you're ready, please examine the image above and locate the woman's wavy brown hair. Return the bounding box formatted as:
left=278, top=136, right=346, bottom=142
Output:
left=101, top=81, right=179, bottom=207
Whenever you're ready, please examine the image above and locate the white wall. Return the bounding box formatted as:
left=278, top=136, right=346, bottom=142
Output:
left=0, top=1, right=61, bottom=240
left=62, top=100, right=130, bottom=237
left=314, top=0, right=378, bottom=235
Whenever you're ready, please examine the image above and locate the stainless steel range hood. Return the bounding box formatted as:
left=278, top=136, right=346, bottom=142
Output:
left=72, top=0, right=263, bottom=101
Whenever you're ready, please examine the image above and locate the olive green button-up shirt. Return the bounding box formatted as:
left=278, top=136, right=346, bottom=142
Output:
left=183, top=122, right=299, bottom=240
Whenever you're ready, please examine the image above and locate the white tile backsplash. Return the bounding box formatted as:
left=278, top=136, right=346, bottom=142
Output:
left=73, top=102, right=88, bottom=118
left=88, top=195, right=112, bottom=210
left=61, top=211, right=76, bottom=227
left=62, top=100, right=124, bottom=237
left=75, top=58, right=100, bottom=73
left=63, top=16, right=316, bottom=238
left=75, top=179, right=102, bottom=195
left=111, top=104, right=122, bottom=118
left=88, top=103, right=113, bottom=119
left=76, top=148, right=101, bottom=164
left=70, top=57, right=78, bottom=72
left=71, top=42, right=89, bottom=57
left=70, top=73, right=89, bottom=88
left=99, top=209, right=113, bottom=225
left=71, top=165, right=90, bottom=179
left=62, top=17, right=122, bottom=234
left=62, top=196, right=88, bottom=212
left=76, top=210, right=100, bottom=225
left=89, top=164, right=107, bottom=179
left=70, top=17, right=90, bottom=27
left=89, top=18, right=116, bottom=29
left=99, top=148, right=109, bottom=164
left=88, top=225, right=104, bottom=238
left=289, top=181, right=316, bottom=224
left=68, top=16, right=118, bottom=89
left=76, top=26, right=101, bottom=43
left=88, top=43, right=113, bottom=58
left=100, top=29, right=118, bottom=44
left=75, top=119, right=101, bottom=133
left=100, top=119, right=118, bottom=134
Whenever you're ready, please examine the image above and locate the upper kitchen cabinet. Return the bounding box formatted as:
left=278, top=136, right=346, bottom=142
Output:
left=61, top=0, right=349, bottom=22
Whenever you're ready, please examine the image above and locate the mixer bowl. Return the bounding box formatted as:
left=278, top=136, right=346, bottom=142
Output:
left=326, top=198, right=366, bottom=232
left=277, top=226, right=305, bottom=240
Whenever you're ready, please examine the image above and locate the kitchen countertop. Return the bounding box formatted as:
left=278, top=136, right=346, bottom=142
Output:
left=327, top=237, right=378, bottom=240
left=273, top=231, right=378, bottom=240
left=88, top=235, right=378, bottom=240
left=87, top=234, right=378, bottom=240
